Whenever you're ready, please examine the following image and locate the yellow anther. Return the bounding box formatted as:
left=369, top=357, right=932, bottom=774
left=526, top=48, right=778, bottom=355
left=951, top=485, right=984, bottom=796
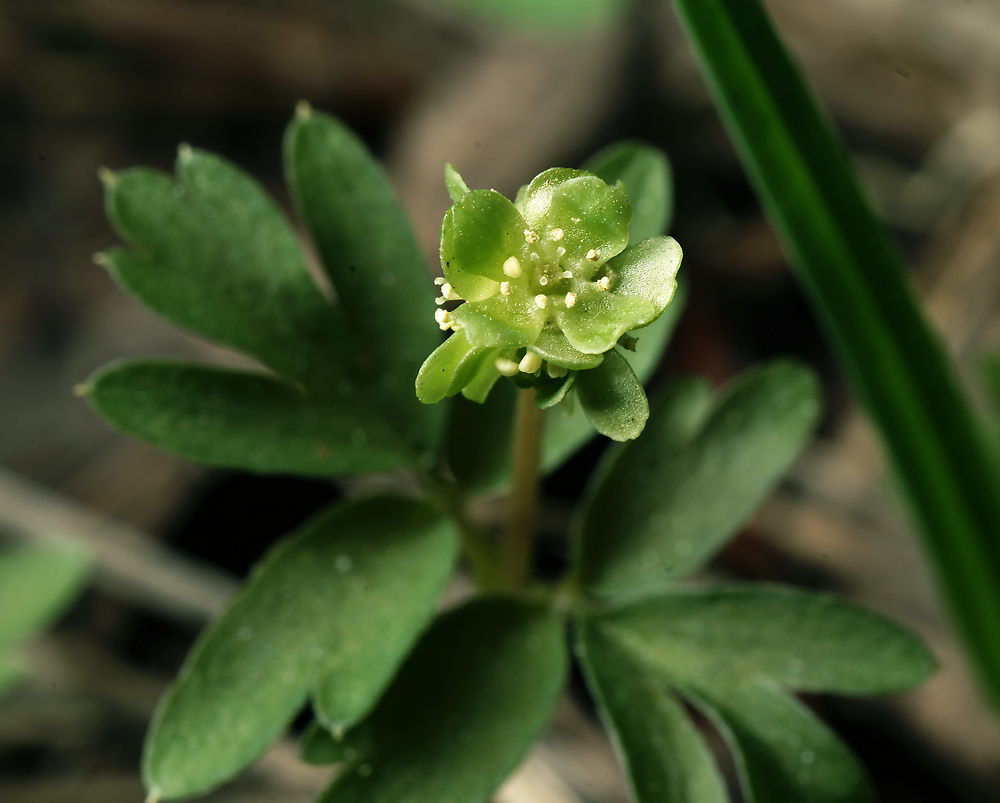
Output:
left=565, top=292, right=577, bottom=308
left=524, top=230, right=540, bottom=244
left=587, top=249, right=600, bottom=261
left=500, top=281, right=512, bottom=296
left=535, top=294, right=549, bottom=309
left=503, top=256, right=523, bottom=278
left=519, top=351, right=543, bottom=373
left=550, top=228, right=564, bottom=241
left=434, top=276, right=445, bottom=285
left=597, top=276, right=610, bottom=291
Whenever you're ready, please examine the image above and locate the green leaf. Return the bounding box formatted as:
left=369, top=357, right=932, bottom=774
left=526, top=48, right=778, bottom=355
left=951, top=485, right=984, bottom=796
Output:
left=86, top=361, right=420, bottom=477
left=0, top=544, right=90, bottom=649
left=575, top=348, right=649, bottom=442
left=573, top=362, right=819, bottom=596
left=99, top=148, right=345, bottom=392
left=577, top=625, right=728, bottom=803
left=445, top=163, right=470, bottom=203
left=300, top=719, right=370, bottom=766
left=444, top=382, right=518, bottom=491
left=584, top=141, right=674, bottom=243
left=0, top=656, right=26, bottom=697
left=319, top=596, right=567, bottom=803
left=142, top=496, right=458, bottom=801
left=577, top=584, right=931, bottom=803
left=692, top=681, right=873, bottom=803
left=672, top=0, right=1000, bottom=707
left=583, top=586, right=934, bottom=696
left=283, top=107, right=441, bottom=448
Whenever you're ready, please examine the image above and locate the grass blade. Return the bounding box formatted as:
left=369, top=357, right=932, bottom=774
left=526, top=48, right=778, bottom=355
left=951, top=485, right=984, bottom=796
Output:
left=671, top=0, right=1000, bottom=706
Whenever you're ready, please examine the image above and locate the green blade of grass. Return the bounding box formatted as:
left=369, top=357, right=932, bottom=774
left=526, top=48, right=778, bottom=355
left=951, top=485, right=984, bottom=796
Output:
left=671, top=0, right=1000, bottom=707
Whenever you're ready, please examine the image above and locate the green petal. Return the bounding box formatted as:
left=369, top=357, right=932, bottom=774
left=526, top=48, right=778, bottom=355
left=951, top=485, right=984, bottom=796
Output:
left=415, top=330, right=491, bottom=404
left=605, top=236, right=683, bottom=321
left=558, top=290, right=655, bottom=354
left=531, top=327, right=603, bottom=369
left=516, top=168, right=631, bottom=267
left=453, top=295, right=546, bottom=349
left=441, top=190, right=527, bottom=302
left=575, top=349, right=649, bottom=441
left=461, top=355, right=502, bottom=403
left=444, top=163, right=470, bottom=203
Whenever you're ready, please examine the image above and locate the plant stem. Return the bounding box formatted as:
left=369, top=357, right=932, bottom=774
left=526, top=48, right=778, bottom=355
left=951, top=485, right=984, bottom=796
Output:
left=501, top=389, right=544, bottom=588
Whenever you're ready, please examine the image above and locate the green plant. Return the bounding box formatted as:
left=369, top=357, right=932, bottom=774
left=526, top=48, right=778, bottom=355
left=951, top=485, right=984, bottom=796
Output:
left=81, top=104, right=932, bottom=803
left=0, top=544, right=90, bottom=698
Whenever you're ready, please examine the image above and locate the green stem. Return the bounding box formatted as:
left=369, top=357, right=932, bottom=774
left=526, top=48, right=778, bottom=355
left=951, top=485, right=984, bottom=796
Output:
left=501, top=389, right=544, bottom=588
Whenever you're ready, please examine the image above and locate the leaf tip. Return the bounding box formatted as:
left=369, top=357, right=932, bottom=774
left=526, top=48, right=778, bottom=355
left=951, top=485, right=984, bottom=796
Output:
left=92, top=251, right=110, bottom=268
left=97, top=166, right=116, bottom=188
left=72, top=382, right=91, bottom=398
left=296, top=100, right=313, bottom=120
left=177, top=142, right=194, bottom=163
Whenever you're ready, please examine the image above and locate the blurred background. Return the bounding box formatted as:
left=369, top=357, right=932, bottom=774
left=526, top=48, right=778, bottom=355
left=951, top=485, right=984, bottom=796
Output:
left=2, top=0, right=1000, bottom=800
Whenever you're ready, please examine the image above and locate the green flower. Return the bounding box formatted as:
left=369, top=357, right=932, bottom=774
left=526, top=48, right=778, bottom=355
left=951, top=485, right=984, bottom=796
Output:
left=416, top=164, right=682, bottom=440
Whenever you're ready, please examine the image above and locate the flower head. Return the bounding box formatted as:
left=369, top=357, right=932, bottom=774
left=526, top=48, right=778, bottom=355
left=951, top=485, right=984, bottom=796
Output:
left=416, top=164, right=682, bottom=439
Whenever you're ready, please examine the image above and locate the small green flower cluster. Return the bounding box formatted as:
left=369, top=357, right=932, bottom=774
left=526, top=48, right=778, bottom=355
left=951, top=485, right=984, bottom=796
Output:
left=416, top=164, right=682, bottom=439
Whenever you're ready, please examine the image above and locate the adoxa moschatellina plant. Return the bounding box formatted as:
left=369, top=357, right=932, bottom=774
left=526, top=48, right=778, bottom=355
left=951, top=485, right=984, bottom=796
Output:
left=83, top=104, right=933, bottom=803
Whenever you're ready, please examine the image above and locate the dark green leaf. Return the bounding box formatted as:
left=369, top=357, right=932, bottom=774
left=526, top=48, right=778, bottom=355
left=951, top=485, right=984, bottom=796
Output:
left=672, top=0, right=1000, bottom=706
left=575, top=348, right=649, bottom=442
left=0, top=545, right=90, bottom=649
left=86, top=361, right=421, bottom=477
left=691, top=681, right=873, bottom=803
left=300, top=719, right=371, bottom=766
left=577, top=624, right=728, bottom=803
left=583, top=586, right=934, bottom=696
left=585, top=141, right=674, bottom=242
left=573, top=362, right=818, bottom=596
left=319, top=596, right=567, bottom=803
left=142, top=496, right=457, bottom=800
left=99, top=148, right=345, bottom=391
left=284, top=107, right=441, bottom=448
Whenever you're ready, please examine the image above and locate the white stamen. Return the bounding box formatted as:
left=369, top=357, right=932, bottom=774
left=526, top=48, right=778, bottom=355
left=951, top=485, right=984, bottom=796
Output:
left=535, top=294, right=548, bottom=309
left=550, top=228, right=564, bottom=241
left=547, top=362, right=568, bottom=378
left=587, top=248, right=600, bottom=261
left=597, top=276, right=611, bottom=291
left=500, top=281, right=512, bottom=296
left=503, top=256, right=522, bottom=278
left=495, top=356, right=520, bottom=376
left=571, top=217, right=581, bottom=223
left=435, top=309, right=454, bottom=330
left=556, top=246, right=566, bottom=258
left=565, top=292, right=577, bottom=308
left=519, top=351, right=543, bottom=373
left=434, top=276, right=445, bottom=285
left=524, top=230, right=540, bottom=244
left=435, top=296, right=447, bottom=305
left=539, top=276, right=549, bottom=286
left=441, top=282, right=454, bottom=298
left=529, top=252, right=541, bottom=263
left=562, top=270, right=573, bottom=279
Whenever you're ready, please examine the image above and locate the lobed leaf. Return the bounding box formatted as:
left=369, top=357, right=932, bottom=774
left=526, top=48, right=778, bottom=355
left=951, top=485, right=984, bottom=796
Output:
left=318, top=596, right=567, bottom=803
left=573, top=362, right=819, bottom=597
left=577, top=624, right=727, bottom=803
left=283, top=107, right=442, bottom=449
left=86, top=361, right=419, bottom=477
left=142, top=496, right=457, bottom=800
left=100, top=148, right=345, bottom=392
